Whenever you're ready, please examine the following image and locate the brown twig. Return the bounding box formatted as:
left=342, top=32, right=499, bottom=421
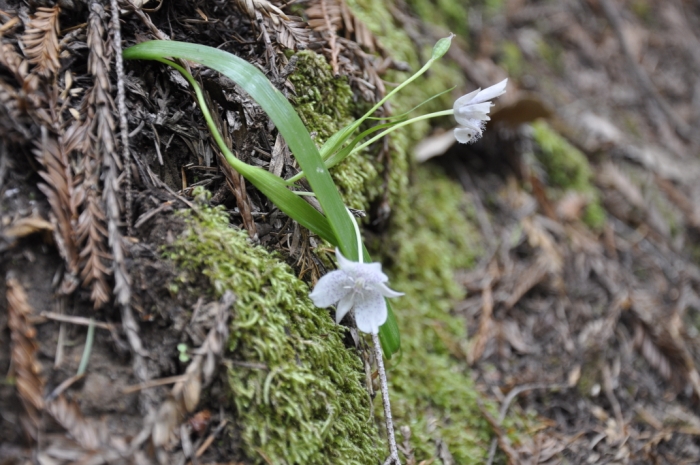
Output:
left=110, top=0, right=133, bottom=237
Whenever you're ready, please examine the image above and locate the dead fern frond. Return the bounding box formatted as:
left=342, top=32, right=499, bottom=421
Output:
left=305, top=0, right=386, bottom=100
left=153, top=292, right=233, bottom=448
left=633, top=323, right=672, bottom=380
left=0, top=77, right=32, bottom=141
left=232, top=0, right=289, bottom=24
left=34, top=127, right=81, bottom=290
left=75, top=185, right=112, bottom=308
left=45, top=396, right=101, bottom=450
left=306, top=0, right=342, bottom=34
left=273, top=16, right=310, bottom=51
left=7, top=276, right=44, bottom=433
left=340, top=1, right=378, bottom=54
left=67, top=0, right=133, bottom=309
left=21, top=6, right=61, bottom=77
left=0, top=42, right=29, bottom=82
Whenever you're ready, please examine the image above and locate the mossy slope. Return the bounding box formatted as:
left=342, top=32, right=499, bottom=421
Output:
left=168, top=203, right=382, bottom=464
left=289, top=51, right=378, bottom=210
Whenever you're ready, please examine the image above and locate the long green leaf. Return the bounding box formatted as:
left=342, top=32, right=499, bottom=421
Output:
left=155, top=57, right=337, bottom=245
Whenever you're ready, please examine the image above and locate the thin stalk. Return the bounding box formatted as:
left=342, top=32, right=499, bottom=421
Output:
left=348, top=110, right=453, bottom=158
left=155, top=57, right=336, bottom=244
left=373, top=332, right=401, bottom=465
left=354, top=60, right=435, bottom=130
left=317, top=57, right=442, bottom=165
left=347, top=207, right=363, bottom=264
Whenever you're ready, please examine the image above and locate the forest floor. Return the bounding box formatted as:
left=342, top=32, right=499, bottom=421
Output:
left=2, top=0, right=700, bottom=464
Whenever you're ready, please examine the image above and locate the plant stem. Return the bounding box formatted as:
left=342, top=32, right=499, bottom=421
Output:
left=354, top=60, right=436, bottom=131
left=372, top=332, right=401, bottom=465
left=348, top=109, right=453, bottom=158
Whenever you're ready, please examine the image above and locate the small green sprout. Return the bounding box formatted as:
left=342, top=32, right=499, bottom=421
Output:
left=177, top=343, right=190, bottom=363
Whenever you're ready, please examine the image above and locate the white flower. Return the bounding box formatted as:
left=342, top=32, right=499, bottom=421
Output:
left=309, top=248, right=403, bottom=334
left=453, top=78, right=508, bottom=144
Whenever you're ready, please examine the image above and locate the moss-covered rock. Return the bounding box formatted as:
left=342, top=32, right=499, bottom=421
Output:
left=167, top=201, right=382, bottom=464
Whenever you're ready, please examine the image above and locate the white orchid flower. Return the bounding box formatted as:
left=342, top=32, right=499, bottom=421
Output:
left=453, top=78, right=508, bottom=144
left=309, top=248, right=403, bottom=334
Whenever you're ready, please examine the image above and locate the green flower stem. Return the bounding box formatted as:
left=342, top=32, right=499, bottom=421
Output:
left=347, top=110, right=454, bottom=159
left=314, top=34, right=454, bottom=163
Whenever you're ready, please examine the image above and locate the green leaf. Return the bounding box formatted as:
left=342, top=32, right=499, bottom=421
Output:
left=150, top=57, right=337, bottom=245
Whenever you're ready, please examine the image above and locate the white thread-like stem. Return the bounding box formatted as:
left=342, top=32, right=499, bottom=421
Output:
left=372, top=332, right=401, bottom=465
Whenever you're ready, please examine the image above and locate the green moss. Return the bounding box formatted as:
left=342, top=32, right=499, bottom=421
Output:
left=630, top=0, right=653, bottom=24
left=166, top=200, right=382, bottom=464
left=537, top=39, right=564, bottom=75
left=288, top=51, right=354, bottom=146
left=531, top=121, right=606, bottom=230
left=532, top=121, right=591, bottom=191
left=582, top=201, right=606, bottom=231
left=403, top=0, right=470, bottom=38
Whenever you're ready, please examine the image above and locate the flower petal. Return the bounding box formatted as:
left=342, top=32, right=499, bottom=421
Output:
left=471, top=78, right=508, bottom=104
left=374, top=282, right=404, bottom=298
left=336, top=293, right=355, bottom=323
left=309, top=270, right=351, bottom=308
left=335, top=248, right=388, bottom=283
left=355, top=263, right=388, bottom=285
left=454, top=126, right=482, bottom=144
left=335, top=247, right=359, bottom=272
left=453, top=88, right=480, bottom=111
left=353, top=291, right=388, bottom=334
left=455, top=102, right=492, bottom=123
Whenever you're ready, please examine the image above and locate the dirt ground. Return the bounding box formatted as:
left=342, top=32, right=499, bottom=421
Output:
left=2, top=0, right=700, bottom=464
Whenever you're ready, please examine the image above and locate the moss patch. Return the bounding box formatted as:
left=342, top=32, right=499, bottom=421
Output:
left=531, top=121, right=606, bottom=230
left=288, top=51, right=354, bottom=146
left=499, top=40, right=525, bottom=79
left=167, top=200, right=382, bottom=464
